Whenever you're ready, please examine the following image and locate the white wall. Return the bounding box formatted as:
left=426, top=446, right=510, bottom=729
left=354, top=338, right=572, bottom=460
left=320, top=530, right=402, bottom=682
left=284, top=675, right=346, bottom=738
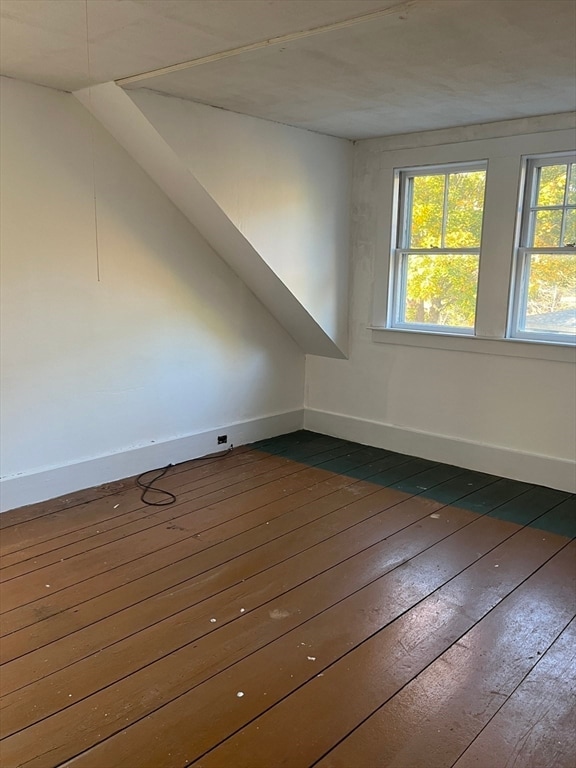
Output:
left=0, top=77, right=305, bottom=511
left=128, top=89, right=352, bottom=353
left=305, top=116, right=576, bottom=491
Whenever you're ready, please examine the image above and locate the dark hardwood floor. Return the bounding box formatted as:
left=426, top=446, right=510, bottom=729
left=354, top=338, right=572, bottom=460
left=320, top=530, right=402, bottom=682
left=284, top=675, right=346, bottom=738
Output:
left=0, top=431, right=574, bottom=768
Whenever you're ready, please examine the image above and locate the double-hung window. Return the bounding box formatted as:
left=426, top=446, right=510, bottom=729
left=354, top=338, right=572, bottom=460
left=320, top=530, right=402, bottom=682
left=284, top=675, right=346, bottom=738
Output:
left=389, top=162, right=487, bottom=335
left=509, top=154, right=576, bottom=343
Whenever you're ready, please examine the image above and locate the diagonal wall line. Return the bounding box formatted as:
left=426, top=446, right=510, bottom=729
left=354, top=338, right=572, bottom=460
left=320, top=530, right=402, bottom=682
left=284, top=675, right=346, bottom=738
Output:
left=73, top=82, right=347, bottom=358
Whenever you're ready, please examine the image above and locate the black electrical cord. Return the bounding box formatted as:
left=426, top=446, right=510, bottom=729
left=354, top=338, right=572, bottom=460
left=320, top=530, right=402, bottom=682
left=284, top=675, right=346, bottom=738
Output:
left=136, top=445, right=234, bottom=507
left=136, top=464, right=177, bottom=507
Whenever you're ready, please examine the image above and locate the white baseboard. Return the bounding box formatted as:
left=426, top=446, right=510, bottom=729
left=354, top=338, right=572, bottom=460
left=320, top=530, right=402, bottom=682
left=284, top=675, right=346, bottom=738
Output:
left=0, top=409, right=304, bottom=513
left=304, top=408, right=576, bottom=493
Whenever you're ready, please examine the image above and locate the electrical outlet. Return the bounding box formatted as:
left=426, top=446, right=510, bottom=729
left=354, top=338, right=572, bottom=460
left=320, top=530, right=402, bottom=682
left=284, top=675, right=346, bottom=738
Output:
left=217, top=434, right=228, bottom=445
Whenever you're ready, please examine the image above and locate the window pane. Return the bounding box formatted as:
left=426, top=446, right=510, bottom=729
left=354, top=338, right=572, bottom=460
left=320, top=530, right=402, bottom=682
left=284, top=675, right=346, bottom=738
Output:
left=564, top=209, right=576, bottom=246
left=445, top=170, right=486, bottom=247
left=568, top=164, right=576, bottom=206
left=522, top=252, right=576, bottom=335
left=536, top=164, right=567, bottom=207
left=402, top=253, right=478, bottom=329
left=532, top=208, right=563, bottom=247
left=409, top=174, right=444, bottom=248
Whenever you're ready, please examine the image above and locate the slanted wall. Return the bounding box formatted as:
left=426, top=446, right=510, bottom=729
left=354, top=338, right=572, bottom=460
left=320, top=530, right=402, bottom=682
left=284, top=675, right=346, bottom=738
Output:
left=126, top=88, right=352, bottom=355
left=0, top=77, right=305, bottom=510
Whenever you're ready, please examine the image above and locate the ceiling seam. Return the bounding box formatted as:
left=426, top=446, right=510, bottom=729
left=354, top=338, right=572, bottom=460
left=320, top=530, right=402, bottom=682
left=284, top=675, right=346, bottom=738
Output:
left=115, top=0, right=418, bottom=86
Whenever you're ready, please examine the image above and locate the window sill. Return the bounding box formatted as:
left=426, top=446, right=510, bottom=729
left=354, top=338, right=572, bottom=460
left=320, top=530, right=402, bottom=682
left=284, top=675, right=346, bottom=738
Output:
left=369, top=327, right=576, bottom=362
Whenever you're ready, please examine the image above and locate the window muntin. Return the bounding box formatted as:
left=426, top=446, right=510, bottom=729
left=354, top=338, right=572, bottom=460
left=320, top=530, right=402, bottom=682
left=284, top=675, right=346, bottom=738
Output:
left=510, top=154, right=576, bottom=343
left=391, top=163, right=487, bottom=334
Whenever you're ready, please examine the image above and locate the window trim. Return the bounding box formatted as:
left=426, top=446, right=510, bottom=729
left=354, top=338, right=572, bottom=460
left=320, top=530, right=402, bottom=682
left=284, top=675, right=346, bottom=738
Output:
left=388, top=160, right=487, bottom=334
left=507, top=152, right=576, bottom=345
left=369, top=126, right=576, bottom=361
left=370, top=326, right=576, bottom=363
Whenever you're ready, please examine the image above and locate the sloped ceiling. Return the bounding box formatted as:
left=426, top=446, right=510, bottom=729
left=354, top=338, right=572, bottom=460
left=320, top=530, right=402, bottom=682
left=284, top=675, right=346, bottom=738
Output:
left=2, top=0, right=575, bottom=139
left=0, top=1, right=397, bottom=91
left=74, top=83, right=348, bottom=358
left=2, top=0, right=574, bottom=357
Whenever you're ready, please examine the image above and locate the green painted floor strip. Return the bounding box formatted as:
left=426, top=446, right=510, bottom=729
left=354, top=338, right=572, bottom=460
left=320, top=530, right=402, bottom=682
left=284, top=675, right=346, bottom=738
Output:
left=251, top=431, right=575, bottom=538
left=531, top=498, right=576, bottom=538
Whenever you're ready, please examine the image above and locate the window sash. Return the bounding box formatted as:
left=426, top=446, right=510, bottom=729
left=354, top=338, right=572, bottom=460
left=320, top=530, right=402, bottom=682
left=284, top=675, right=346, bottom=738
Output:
left=521, top=156, right=576, bottom=249
left=398, top=162, right=487, bottom=251
left=390, top=249, right=480, bottom=334
left=509, top=247, right=576, bottom=344
left=392, top=161, right=486, bottom=334
left=509, top=152, right=576, bottom=344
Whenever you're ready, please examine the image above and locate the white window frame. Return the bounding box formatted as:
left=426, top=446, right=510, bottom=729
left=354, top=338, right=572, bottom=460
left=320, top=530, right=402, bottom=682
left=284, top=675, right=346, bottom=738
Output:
left=369, top=123, right=576, bottom=364
left=508, top=152, right=576, bottom=345
left=389, top=161, right=487, bottom=336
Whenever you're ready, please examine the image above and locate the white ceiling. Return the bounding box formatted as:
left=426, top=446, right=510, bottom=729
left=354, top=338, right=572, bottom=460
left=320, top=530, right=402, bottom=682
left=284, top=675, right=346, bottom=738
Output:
left=1, top=0, right=575, bottom=139
left=0, top=0, right=397, bottom=90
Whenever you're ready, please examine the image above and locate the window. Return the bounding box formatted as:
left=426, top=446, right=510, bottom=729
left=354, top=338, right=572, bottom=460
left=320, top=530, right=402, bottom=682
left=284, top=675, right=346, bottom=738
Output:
left=389, top=162, right=487, bottom=335
left=510, top=154, right=576, bottom=343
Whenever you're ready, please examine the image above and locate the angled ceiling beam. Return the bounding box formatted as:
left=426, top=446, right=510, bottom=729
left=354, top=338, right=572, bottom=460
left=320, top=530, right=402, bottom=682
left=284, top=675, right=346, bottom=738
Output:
left=74, top=82, right=346, bottom=358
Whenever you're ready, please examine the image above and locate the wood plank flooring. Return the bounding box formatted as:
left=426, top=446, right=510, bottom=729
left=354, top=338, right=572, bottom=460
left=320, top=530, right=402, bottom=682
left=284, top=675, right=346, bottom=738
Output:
left=0, top=430, right=574, bottom=768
